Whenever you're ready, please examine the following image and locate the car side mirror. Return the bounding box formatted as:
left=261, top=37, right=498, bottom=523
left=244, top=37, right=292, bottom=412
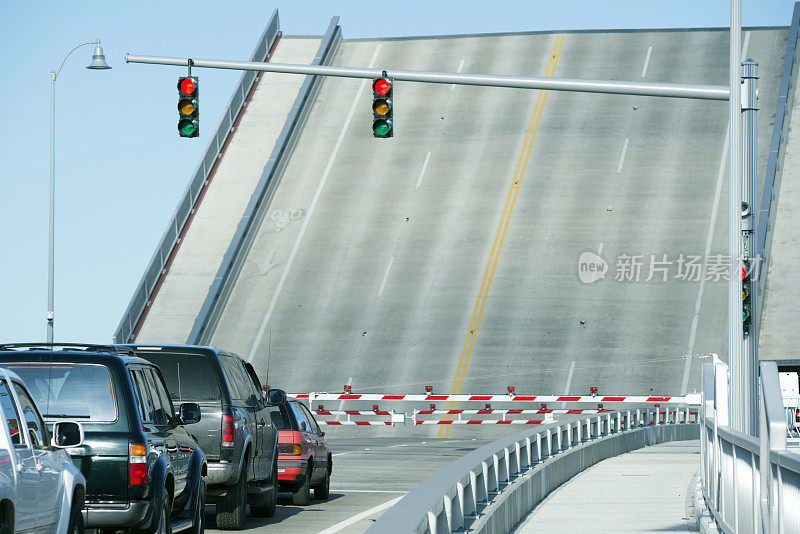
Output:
left=266, top=389, right=287, bottom=406
left=179, top=403, right=202, bottom=425
left=319, top=430, right=325, bottom=437
left=52, top=421, right=83, bottom=448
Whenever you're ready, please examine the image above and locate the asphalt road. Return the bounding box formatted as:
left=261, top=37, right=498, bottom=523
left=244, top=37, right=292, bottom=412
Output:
left=206, top=28, right=785, bottom=411
left=203, top=437, right=488, bottom=533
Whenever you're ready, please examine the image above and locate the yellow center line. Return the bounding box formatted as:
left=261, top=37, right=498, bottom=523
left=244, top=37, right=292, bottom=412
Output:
left=438, top=34, right=565, bottom=438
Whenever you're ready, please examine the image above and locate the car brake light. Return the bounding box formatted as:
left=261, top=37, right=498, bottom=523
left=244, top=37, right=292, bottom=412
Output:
left=129, top=443, right=147, bottom=486
left=222, top=415, right=234, bottom=448
left=278, top=443, right=302, bottom=455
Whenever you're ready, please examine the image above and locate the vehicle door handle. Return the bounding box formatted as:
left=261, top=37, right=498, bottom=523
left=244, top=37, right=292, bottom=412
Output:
left=16, top=463, right=26, bottom=473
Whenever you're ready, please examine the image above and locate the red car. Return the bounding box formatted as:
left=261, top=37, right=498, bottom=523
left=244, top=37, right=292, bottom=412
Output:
left=270, top=399, right=332, bottom=505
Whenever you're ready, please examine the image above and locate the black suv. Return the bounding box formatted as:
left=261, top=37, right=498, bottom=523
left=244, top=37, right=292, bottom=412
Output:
left=0, top=344, right=207, bottom=533
left=122, top=345, right=281, bottom=530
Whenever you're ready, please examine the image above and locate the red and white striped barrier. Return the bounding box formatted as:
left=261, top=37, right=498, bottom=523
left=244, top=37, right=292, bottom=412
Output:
left=416, top=420, right=546, bottom=425
left=319, top=421, right=392, bottom=426
left=291, top=393, right=701, bottom=404
left=414, top=409, right=609, bottom=415
left=312, top=410, right=393, bottom=416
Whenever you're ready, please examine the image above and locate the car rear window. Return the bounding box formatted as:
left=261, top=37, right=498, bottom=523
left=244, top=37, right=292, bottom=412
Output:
left=3, top=363, right=117, bottom=422
left=132, top=351, right=222, bottom=402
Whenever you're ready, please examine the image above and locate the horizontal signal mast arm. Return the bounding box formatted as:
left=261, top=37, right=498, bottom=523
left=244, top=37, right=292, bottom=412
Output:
left=125, top=53, right=730, bottom=101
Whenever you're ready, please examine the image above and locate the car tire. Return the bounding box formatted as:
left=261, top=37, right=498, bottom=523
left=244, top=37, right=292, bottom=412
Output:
left=188, top=479, right=206, bottom=533
left=250, top=461, right=277, bottom=518
left=292, top=464, right=311, bottom=506
left=216, top=466, right=247, bottom=530
left=155, top=495, right=172, bottom=534
left=313, top=465, right=331, bottom=501
left=67, top=498, right=84, bottom=534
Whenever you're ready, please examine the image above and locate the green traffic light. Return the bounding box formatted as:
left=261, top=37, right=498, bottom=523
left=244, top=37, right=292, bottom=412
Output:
left=373, top=119, right=391, bottom=137
left=178, top=119, right=197, bottom=137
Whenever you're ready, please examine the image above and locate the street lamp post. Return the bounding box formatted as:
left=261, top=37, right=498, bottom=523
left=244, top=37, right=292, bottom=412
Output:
left=47, top=41, right=110, bottom=343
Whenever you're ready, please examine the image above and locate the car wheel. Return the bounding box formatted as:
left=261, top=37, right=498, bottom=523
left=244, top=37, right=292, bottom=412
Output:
left=292, top=464, right=311, bottom=506
left=313, top=465, right=331, bottom=501
left=67, top=499, right=84, bottom=534
left=215, top=466, right=247, bottom=530
left=155, top=495, right=172, bottom=534
left=250, top=461, right=277, bottom=518
left=189, top=479, right=206, bottom=533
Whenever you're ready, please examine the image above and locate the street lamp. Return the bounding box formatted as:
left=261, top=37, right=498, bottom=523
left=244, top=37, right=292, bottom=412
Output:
left=47, top=41, right=110, bottom=343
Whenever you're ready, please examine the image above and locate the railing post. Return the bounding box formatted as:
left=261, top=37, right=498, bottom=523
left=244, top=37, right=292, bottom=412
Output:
left=454, top=481, right=465, bottom=529
left=491, top=454, right=500, bottom=492
left=466, top=471, right=478, bottom=517
left=556, top=425, right=562, bottom=452
left=536, top=432, right=543, bottom=463
left=566, top=423, right=572, bottom=448
left=576, top=419, right=583, bottom=443
left=525, top=436, right=532, bottom=468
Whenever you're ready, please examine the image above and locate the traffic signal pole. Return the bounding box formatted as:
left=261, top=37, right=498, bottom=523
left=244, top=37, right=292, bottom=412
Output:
left=125, top=53, right=729, bottom=101
left=126, top=0, right=761, bottom=435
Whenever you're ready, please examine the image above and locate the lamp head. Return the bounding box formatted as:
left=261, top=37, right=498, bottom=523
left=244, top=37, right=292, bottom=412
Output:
left=87, top=45, right=111, bottom=70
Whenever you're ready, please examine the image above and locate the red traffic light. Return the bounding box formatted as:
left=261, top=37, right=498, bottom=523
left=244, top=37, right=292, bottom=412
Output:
left=507, top=386, right=515, bottom=395
left=425, top=385, right=433, bottom=394
left=373, top=78, right=391, bottom=96
left=179, top=77, right=196, bottom=96
left=344, top=384, right=352, bottom=394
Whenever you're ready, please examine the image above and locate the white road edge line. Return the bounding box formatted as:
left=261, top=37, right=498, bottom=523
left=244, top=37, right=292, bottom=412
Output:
left=450, top=59, right=465, bottom=89
left=617, top=138, right=629, bottom=173
left=597, top=242, right=604, bottom=256
left=316, top=496, right=404, bottom=534
left=247, top=44, right=383, bottom=363
left=681, top=32, right=748, bottom=394
left=416, top=151, right=432, bottom=189
left=378, top=256, right=395, bottom=297
left=641, top=46, right=652, bottom=77
left=561, top=361, right=576, bottom=408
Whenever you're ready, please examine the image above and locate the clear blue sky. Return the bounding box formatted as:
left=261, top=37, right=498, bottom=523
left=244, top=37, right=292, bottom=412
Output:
left=0, top=1, right=794, bottom=344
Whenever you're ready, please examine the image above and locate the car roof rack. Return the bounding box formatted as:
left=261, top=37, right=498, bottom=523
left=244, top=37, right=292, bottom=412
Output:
left=0, top=343, right=137, bottom=357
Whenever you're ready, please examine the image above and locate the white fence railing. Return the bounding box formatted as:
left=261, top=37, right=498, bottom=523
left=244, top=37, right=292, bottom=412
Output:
left=367, top=407, right=698, bottom=533
left=699, top=361, right=800, bottom=533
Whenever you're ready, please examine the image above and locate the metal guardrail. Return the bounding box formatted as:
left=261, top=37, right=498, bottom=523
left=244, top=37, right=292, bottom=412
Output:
left=699, top=361, right=800, bottom=533
left=188, top=17, right=342, bottom=344
left=113, top=10, right=282, bottom=343
left=757, top=2, right=800, bottom=323
left=369, top=407, right=698, bottom=533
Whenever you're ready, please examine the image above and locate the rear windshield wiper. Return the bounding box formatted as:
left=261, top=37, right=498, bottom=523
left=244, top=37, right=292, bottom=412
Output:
left=44, top=413, right=91, bottom=419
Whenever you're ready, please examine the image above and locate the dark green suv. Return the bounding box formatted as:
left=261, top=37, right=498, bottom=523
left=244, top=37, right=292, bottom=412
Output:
left=0, top=344, right=207, bottom=533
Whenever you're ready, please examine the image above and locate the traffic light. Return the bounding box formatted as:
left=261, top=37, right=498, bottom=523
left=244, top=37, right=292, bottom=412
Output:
left=372, top=76, right=393, bottom=138
left=177, top=76, right=199, bottom=138
left=742, top=261, right=752, bottom=334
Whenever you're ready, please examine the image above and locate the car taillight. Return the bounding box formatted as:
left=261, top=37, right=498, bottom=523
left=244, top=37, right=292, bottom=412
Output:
left=222, top=415, right=234, bottom=448
left=278, top=443, right=302, bottom=455
left=129, top=443, right=147, bottom=486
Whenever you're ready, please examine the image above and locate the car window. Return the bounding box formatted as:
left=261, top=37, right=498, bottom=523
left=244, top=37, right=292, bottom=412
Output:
left=141, top=369, right=169, bottom=426
left=270, top=405, right=291, bottom=430
left=299, top=404, right=320, bottom=434
left=132, top=350, right=223, bottom=402
left=0, top=381, right=22, bottom=447
left=6, top=363, right=117, bottom=422
left=13, top=383, right=48, bottom=449
left=289, top=402, right=310, bottom=433
left=130, top=369, right=156, bottom=424
left=220, top=356, right=249, bottom=402
left=242, top=362, right=264, bottom=395
left=149, top=369, right=176, bottom=421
